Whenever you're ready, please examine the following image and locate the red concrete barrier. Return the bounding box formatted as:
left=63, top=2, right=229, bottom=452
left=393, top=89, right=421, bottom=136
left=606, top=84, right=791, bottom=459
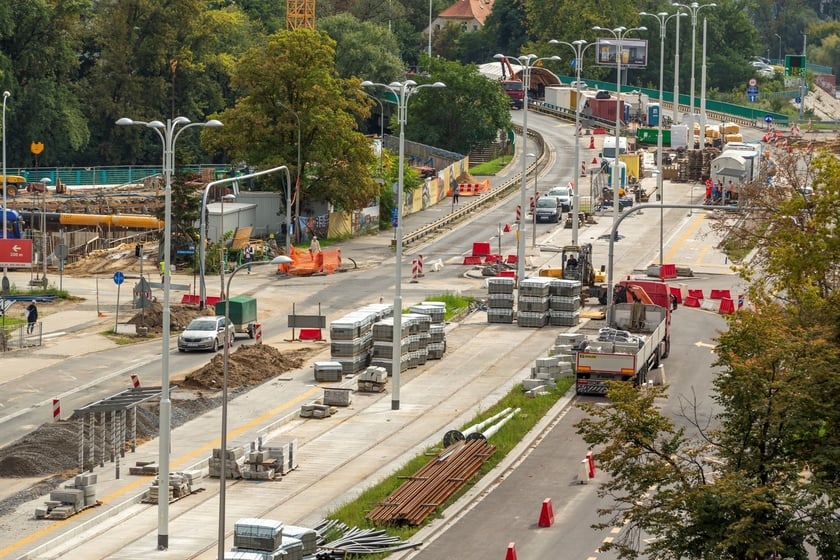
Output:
left=709, top=289, right=731, bottom=300
left=688, top=289, right=704, bottom=300
left=463, top=256, right=482, bottom=265
left=506, top=254, right=517, bottom=264
left=498, top=270, right=516, bottom=280
left=472, top=242, right=491, bottom=256
left=718, top=298, right=735, bottom=314
left=684, top=296, right=701, bottom=308
left=669, top=286, right=682, bottom=303
left=660, top=263, right=677, bottom=279
left=484, top=254, right=501, bottom=263
left=298, top=328, right=323, bottom=341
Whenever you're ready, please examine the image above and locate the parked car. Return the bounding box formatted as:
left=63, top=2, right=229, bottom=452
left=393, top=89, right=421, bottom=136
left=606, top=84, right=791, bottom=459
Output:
left=178, top=315, right=235, bottom=352
left=547, top=185, right=573, bottom=211
left=534, top=196, right=562, bottom=223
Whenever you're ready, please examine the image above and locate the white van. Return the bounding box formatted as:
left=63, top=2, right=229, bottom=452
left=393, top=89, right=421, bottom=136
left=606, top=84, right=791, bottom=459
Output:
left=602, top=137, right=628, bottom=162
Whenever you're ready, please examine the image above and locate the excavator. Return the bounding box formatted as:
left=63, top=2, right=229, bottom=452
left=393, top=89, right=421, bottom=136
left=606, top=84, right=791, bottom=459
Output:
left=498, top=56, right=525, bottom=109
left=539, top=243, right=608, bottom=304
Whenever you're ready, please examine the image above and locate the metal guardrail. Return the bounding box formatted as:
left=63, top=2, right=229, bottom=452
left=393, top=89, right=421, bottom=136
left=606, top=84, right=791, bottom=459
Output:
left=399, top=127, right=547, bottom=248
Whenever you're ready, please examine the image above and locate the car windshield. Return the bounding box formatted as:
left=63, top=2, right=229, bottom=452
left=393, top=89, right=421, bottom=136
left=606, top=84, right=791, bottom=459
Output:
left=536, top=198, right=557, bottom=208
left=187, top=319, right=217, bottom=331
left=550, top=188, right=570, bottom=197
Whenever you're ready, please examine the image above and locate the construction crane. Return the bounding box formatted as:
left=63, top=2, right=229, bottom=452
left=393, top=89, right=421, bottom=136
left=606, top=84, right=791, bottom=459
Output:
left=287, top=0, right=315, bottom=30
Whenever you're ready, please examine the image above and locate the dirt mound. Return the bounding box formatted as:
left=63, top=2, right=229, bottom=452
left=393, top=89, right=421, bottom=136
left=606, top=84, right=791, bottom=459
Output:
left=455, top=171, right=478, bottom=184
left=127, top=302, right=213, bottom=333
left=179, top=344, right=311, bottom=391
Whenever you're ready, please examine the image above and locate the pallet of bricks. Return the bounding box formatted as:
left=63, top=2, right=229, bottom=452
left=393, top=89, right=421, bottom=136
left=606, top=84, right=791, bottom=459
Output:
left=521, top=333, right=584, bottom=396
left=370, top=312, right=430, bottom=373
left=486, top=277, right=516, bottom=323
left=328, top=303, right=393, bottom=376
left=209, top=446, right=245, bottom=479
left=357, top=365, right=389, bottom=392
left=259, top=436, right=298, bottom=476
left=517, top=277, right=552, bottom=327
left=228, top=518, right=318, bottom=560
left=36, top=473, right=98, bottom=519
left=148, top=470, right=200, bottom=503
left=410, top=302, right=447, bottom=359
left=548, top=278, right=582, bottom=326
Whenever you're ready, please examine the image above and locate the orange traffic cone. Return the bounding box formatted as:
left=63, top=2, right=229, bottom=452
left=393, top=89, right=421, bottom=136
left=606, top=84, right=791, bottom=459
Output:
left=592, top=157, right=598, bottom=165
left=503, top=223, right=512, bottom=232
left=589, top=136, right=595, bottom=149
left=506, top=542, right=518, bottom=560
left=539, top=498, right=555, bottom=527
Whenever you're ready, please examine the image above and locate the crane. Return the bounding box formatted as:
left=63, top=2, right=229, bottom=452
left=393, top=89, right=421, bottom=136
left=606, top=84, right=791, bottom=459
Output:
left=287, top=0, right=315, bottom=30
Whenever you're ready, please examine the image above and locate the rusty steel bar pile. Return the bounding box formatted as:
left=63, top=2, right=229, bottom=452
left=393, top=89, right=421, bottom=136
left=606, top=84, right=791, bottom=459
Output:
left=366, top=437, right=496, bottom=526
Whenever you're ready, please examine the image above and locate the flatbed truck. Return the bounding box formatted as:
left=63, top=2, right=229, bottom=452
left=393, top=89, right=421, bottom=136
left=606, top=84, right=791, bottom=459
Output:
left=575, top=280, right=672, bottom=395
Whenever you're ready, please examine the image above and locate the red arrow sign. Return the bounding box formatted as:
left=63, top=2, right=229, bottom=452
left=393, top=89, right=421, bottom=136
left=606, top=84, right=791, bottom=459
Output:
left=0, top=238, right=33, bottom=268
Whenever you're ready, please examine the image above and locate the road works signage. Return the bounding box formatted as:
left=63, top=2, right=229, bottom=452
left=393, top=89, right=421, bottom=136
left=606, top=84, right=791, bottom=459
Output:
left=0, top=239, right=33, bottom=268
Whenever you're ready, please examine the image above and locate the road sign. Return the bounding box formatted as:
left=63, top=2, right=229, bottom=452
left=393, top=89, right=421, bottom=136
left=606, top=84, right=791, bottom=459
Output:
left=748, top=95, right=758, bottom=103
left=113, top=271, right=125, bottom=285
left=748, top=78, right=757, bottom=87
left=747, top=86, right=758, bottom=95
left=54, top=243, right=68, bottom=260
left=0, top=239, right=33, bottom=268
left=765, top=115, right=774, bottom=124
left=795, top=96, right=802, bottom=104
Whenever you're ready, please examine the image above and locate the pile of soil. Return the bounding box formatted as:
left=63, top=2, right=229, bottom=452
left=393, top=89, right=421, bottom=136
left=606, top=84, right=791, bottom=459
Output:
left=180, top=345, right=310, bottom=392
left=126, top=302, right=212, bottom=334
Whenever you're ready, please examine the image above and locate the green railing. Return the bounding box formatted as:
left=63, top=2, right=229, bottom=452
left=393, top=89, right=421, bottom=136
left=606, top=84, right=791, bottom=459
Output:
left=4, top=165, right=229, bottom=187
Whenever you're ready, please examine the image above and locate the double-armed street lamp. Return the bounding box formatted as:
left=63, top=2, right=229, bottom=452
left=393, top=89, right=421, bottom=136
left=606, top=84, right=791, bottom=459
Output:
left=276, top=102, right=300, bottom=252
left=2, top=91, right=10, bottom=285
left=116, top=115, right=222, bottom=550
left=216, top=255, right=291, bottom=560
left=672, top=1, right=716, bottom=144
left=641, top=10, right=686, bottom=265
left=360, top=79, right=445, bottom=411
left=493, top=53, right=560, bottom=279
left=592, top=26, right=646, bottom=233
left=548, top=39, right=597, bottom=246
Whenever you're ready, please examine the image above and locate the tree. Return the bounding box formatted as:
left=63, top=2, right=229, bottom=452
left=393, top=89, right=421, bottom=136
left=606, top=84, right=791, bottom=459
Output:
left=318, top=13, right=405, bottom=82
left=405, top=55, right=512, bottom=155
left=202, top=29, right=380, bottom=212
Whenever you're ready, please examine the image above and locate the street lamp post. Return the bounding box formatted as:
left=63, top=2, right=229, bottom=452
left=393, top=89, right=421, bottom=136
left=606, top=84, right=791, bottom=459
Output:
left=217, top=255, right=291, bottom=560
left=199, top=166, right=292, bottom=309
left=526, top=153, right=538, bottom=248
left=2, top=91, right=10, bottom=284
left=116, top=115, right=222, bottom=550
left=493, top=53, right=560, bottom=280
left=775, top=33, right=782, bottom=62
left=219, top=193, right=236, bottom=299
left=428, top=0, right=433, bottom=58
left=360, top=79, right=445, bottom=411
left=276, top=102, right=300, bottom=252
left=364, top=93, right=385, bottom=177
left=549, top=39, right=596, bottom=246
left=641, top=10, right=685, bottom=265
left=672, top=1, right=716, bottom=145
left=593, top=26, right=647, bottom=235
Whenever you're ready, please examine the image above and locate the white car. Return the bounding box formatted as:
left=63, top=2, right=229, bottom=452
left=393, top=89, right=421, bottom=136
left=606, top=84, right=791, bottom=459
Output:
left=178, top=316, right=235, bottom=352
left=547, top=185, right=572, bottom=211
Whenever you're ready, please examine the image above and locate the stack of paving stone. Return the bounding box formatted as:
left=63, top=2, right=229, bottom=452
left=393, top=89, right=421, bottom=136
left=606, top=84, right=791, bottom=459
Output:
left=283, top=525, right=318, bottom=556
left=242, top=450, right=277, bottom=480
left=357, top=366, right=389, bottom=392
left=404, top=312, right=432, bottom=368
left=230, top=518, right=286, bottom=560
left=299, top=403, right=334, bottom=419
left=313, top=360, right=343, bottom=382
left=410, top=303, right=447, bottom=360
left=210, top=447, right=246, bottom=479
left=486, top=277, right=516, bottom=323
left=129, top=460, right=159, bottom=476
left=36, top=473, right=99, bottom=519
left=262, top=437, right=298, bottom=475
left=329, top=313, right=373, bottom=375
left=323, top=387, right=352, bottom=407
left=369, top=315, right=412, bottom=374
left=149, top=471, right=200, bottom=503
left=548, top=279, right=582, bottom=326
left=522, top=355, right=575, bottom=397
left=517, top=277, right=552, bottom=327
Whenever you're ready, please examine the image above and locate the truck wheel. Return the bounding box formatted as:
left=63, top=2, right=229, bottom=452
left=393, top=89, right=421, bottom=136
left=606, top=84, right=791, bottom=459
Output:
left=652, top=348, right=661, bottom=369
left=248, top=324, right=255, bottom=339
left=662, top=336, right=670, bottom=359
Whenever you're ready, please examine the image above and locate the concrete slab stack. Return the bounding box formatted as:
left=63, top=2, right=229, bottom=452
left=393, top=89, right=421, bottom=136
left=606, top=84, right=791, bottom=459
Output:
left=548, top=279, right=582, bottom=326
left=209, top=447, right=246, bottom=479
left=517, top=277, right=552, bottom=327
left=37, top=474, right=97, bottom=519
left=487, top=277, right=515, bottom=323
left=357, top=366, right=389, bottom=392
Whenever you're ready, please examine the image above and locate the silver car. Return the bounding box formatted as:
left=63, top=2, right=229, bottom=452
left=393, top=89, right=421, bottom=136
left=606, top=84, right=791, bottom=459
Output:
left=534, top=196, right=562, bottom=223
left=178, top=316, right=234, bottom=352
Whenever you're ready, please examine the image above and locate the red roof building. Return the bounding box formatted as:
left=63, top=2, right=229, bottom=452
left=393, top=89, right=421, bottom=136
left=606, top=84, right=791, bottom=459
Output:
left=429, top=0, right=495, bottom=35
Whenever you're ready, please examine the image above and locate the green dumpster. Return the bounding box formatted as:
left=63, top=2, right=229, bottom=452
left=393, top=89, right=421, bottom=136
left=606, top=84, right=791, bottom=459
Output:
left=215, top=296, right=258, bottom=338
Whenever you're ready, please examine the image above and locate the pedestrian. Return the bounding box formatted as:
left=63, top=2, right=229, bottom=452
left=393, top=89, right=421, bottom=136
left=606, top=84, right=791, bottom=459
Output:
left=159, top=261, right=166, bottom=283
left=310, top=235, right=321, bottom=255
left=244, top=243, right=254, bottom=274
left=452, top=187, right=459, bottom=207
left=25, top=301, right=38, bottom=334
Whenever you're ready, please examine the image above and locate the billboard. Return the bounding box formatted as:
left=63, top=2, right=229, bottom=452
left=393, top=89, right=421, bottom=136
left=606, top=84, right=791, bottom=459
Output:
left=595, top=38, right=649, bottom=68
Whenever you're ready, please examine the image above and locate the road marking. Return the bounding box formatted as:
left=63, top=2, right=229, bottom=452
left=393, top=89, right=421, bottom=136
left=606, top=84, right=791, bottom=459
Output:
left=695, top=341, right=715, bottom=348
left=665, top=213, right=706, bottom=263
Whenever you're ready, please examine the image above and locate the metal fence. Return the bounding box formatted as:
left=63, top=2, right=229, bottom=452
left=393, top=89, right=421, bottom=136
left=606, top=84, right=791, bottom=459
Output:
left=3, top=165, right=229, bottom=188
left=1, top=322, right=42, bottom=352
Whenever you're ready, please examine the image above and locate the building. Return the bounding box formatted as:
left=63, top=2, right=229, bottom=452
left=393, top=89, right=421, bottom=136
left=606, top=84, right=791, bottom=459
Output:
left=429, top=0, right=495, bottom=35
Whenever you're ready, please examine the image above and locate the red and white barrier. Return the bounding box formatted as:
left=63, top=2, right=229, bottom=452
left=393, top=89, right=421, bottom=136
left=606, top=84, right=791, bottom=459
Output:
left=130, top=374, right=141, bottom=388
left=417, top=254, right=424, bottom=277
left=581, top=160, right=586, bottom=177
left=515, top=205, right=521, bottom=223
left=255, top=323, right=262, bottom=344
left=53, top=399, right=60, bottom=422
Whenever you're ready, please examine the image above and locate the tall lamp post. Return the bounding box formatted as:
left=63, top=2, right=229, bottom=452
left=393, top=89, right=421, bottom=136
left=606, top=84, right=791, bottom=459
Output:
left=276, top=102, right=300, bottom=252
left=592, top=26, right=646, bottom=233
left=199, top=166, right=292, bottom=309
left=364, top=93, right=385, bottom=177
left=493, top=53, right=560, bottom=280
left=775, top=33, right=782, bottom=62
left=217, top=255, right=291, bottom=560
left=548, top=39, right=597, bottom=246
left=2, top=91, right=10, bottom=285
left=360, top=79, right=445, bottom=411
left=526, top=152, right=538, bottom=248
left=641, top=10, right=686, bottom=265
left=672, top=1, right=716, bottom=145
left=116, top=115, right=222, bottom=550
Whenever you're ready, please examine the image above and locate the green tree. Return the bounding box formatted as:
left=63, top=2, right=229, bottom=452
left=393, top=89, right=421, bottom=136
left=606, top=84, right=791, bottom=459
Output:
left=318, top=13, right=405, bottom=82
left=405, top=55, right=512, bottom=154
left=203, top=29, right=379, bottom=212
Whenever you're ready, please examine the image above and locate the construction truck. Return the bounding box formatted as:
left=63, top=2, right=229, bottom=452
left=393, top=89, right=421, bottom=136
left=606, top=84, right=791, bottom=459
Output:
left=498, top=56, right=525, bottom=109
left=1, top=175, right=27, bottom=197
left=539, top=244, right=607, bottom=304
left=574, top=279, right=672, bottom=395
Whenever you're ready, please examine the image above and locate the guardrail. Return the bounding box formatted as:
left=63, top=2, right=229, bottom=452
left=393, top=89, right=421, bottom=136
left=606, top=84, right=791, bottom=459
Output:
left=398, top=127, right=547, bottom=248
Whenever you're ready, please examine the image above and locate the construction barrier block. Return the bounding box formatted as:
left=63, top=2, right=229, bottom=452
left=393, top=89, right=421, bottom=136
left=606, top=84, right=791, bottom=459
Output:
left=498, top=270, right=516, bottom=280
left=718, top=298, right=735, bottom=314
left=538, top=498, right=555, bottom=527
left=206, top=296, right=221, bottom=307
left=472, top=242, right=491, bottom=257
left=688, top=289, right=704, bottom=300
left=506, top=543, right=518, bottom=560
left=180, top=294, right=199, bottom=305
left=669, top=286, right=682, bottom=303
left=709, top=289, right=731, bottom=300
left=684, top=296, right=701, bottom=308
left=298, top=328, right=323, bottom=341
left=660, top=263, right=678, bottom=279
left=505, top=254, right=517, bottom=264
left=484, top=254, right=501, bottom=263
left=593, top=127, right=607, bottom=135
left=462, top=256, right=482, bottom=265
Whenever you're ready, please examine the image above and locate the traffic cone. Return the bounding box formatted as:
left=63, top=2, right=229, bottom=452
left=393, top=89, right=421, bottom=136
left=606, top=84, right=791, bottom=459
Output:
left=503, top=223, right=512, bottom=232
left=589, top=136, right=595, bottom=149
left=592, top=157, right=598, bottom=165
left=506, top=543, right=518, bottom=560
left=539, top=498, right=555, bottom=527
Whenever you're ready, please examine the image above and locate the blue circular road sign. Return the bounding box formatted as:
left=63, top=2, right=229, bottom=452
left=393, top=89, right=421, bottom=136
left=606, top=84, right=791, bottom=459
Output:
left=764, top=115, right=773, bottom=123
left=113, top=271, right=125, bottom=285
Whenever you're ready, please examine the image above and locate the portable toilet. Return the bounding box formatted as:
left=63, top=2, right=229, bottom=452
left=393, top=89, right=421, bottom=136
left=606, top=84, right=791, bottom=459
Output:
left=648, top=103, right=660, bottom=127
left=607, top=161, right=627, bottom=190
